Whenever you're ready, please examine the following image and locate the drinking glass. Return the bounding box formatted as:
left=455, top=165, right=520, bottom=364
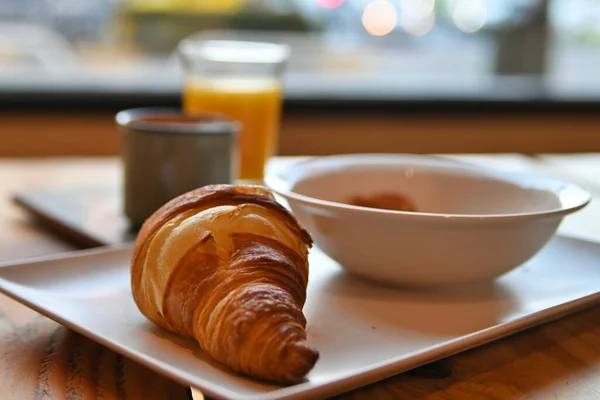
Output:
left=178, top=37, right=290, bottom=183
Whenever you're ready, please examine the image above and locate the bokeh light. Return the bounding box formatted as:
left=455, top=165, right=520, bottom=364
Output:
left=401, top=0, right=435, bottom=19
left=362, top=0, right=398, bottom=37
left=400, top=0, right=435, bottom=36
left=317, top=0, right=345, bottom=8
left=452, top=0, right=487, bottom=33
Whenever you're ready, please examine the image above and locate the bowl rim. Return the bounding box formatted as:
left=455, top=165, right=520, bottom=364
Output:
left=264, top=154, right=592, bottom=223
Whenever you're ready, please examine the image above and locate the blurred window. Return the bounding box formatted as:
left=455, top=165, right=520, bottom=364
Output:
left=0, top=0, right=598, bottom=101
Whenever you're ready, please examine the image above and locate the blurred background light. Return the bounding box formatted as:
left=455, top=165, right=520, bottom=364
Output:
left=400, top=0, right=435, bottom=36
left=318, top=0, right=345, bottom=9
left=452, top=0, right=488, bottom=33
left=401, top=0, right=435, bottom=19
left=362, top=0, right=398, bottom=37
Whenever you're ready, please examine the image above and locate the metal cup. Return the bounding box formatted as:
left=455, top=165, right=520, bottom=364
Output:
left=116, top=107, right=240, bottom=228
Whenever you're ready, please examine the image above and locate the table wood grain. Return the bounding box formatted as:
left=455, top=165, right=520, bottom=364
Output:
left=0, top=155, right=599, bottom=400
left=0, top=158, right=191, bottom=400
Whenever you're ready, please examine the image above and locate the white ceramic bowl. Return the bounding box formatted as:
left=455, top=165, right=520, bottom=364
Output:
left=265, top=154, right=592, bottom=287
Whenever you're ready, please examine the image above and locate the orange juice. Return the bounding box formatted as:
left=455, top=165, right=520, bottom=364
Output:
left=182, top=77, right=282, bottom=181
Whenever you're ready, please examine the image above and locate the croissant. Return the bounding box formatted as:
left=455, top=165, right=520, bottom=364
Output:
left=130, top=184, right=319, bottom=384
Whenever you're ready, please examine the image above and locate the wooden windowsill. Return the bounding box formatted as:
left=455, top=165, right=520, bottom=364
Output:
left=0, top=108, right=599, bottom=157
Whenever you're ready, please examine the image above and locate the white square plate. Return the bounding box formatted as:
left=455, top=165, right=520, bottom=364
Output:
left=0, top=235, right=599, bottom=400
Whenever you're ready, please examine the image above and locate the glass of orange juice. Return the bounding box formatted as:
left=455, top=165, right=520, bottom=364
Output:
left=177, top=38, right=290, bottom=184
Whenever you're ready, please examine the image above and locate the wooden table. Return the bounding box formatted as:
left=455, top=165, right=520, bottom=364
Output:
left=0, top=154, right=599, bottom=400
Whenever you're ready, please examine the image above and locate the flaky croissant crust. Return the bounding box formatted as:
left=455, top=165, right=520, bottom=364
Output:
left=131, top=184, right=318, bottom=384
